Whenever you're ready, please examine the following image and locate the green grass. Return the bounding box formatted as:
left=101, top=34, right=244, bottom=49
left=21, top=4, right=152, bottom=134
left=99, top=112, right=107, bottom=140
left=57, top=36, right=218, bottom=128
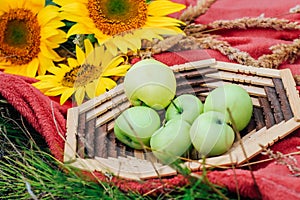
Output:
left=0, top=99, right=238, bottom=199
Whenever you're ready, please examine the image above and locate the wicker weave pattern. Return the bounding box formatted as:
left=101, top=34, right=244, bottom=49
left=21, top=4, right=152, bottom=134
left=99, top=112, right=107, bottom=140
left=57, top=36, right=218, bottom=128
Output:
left=64, top=59, right=300, bottom=180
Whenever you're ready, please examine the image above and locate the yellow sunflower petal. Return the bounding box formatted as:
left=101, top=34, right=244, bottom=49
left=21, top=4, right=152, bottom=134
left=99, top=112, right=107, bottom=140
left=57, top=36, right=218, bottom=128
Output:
left=104, top=56, right=126, bottom=71
left=41, top=27, right=60, bottom=38
left=75, top=87, right=85, bottom=105
left=26, top=58, right=39, bottom=77
left=44, top=30, right=67, bottom=49
left=85, top=81, right=97, bottom=99
left=59, top=2, right=89, bottom=17
left=53, top=0, right=86, bottom=6
left=147, top=0, right=186, bottom=16
left=37, top=5, right=59, bottom=26
left=137, top=28, right=163, bottom=41
left=152, top=27, right=185, bottom=35
left=67, top=58, right=79, bottom=68
left=103, top=65, right=131, bottom=77
left=52, top=64, right=70, bottom=75
left=75, top=45, right=86, bottom=65
left=111, top=37, right=131, bottom=54
left=45, top=86, right=69, bottom=96
left=0, top=61, right=11, bottom=68
left=34, top=74, right=57, bottom=81
left=60, top=87, right=75, bottom=105
left=103, top=41, right=118, bottom=56
left=95, top=78, right=107, bottom=96
left=42, top=20, right=66, bottom=30
left=4, top=0, right=17, bottom=9
left=16, top=0, right=25, bottom=8
left=122, top=34, right=141, bottom=50
left=102, top=77, right=117, bottom=90
left=4, top=65, right=24, bottom=75
left=146, top=16, right=185, bottom=27
left=0, top=0, right=11, bottom=13
left=38, top=54, right=55, bottom=75
left=94, top=31, right=110, bottom=44
left=84, top=39, right=94, bottom=58
left=32, top=80, right=59, bottom=90
left=40, top=44, right=62, bottom=60
left=91, top=45, right=104, bottom=66
left=26, top=0, right=44, bottom=12
left=101, top=49, right=114, bottom=67
left=67, top=23, right=92, bottom=37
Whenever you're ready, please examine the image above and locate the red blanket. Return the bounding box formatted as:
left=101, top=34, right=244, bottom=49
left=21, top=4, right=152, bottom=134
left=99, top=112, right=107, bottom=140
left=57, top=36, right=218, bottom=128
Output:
left=1, top=0, right=300, bottom=199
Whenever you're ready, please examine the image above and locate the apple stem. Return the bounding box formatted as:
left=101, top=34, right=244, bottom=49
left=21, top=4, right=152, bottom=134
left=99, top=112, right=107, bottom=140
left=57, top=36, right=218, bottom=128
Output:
left=171, top=100, right=183, bottom=114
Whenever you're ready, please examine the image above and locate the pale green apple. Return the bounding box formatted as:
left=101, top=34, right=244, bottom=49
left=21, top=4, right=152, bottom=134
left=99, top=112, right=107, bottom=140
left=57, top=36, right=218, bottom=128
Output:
left=165, top=94, right=204, bottom=124
left=150, top=119, right=191, bottom=164
left=114, top=106, right=161, bottom=149
left=204, top=83, right=253, bottom=131
left=190, top=111, right=235, bottom=157
left=124, top=59, right=176, bottom=110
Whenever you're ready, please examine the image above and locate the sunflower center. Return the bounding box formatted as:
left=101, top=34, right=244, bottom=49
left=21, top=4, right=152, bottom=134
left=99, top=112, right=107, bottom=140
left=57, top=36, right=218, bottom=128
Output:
left=88, top=0, right=148, bottom=36
left=0, top=8, right=41, bottom=65
left=62, top=64, right=102, bottom=88
left=107, top=0, right=129, bottom=17
left=5, top=20, right=28, bottom=47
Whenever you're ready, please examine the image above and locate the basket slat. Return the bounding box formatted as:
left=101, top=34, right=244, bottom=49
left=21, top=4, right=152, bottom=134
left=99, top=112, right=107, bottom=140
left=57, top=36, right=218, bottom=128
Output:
left=214, top=62, right=282, bottom=77
left=202, top=81, right=267, bottom=97
left=279, top=70, right=300, bottom=121
left=94, top=125, right=108, bottom=158
left=205, top=71, right=274, bottom=86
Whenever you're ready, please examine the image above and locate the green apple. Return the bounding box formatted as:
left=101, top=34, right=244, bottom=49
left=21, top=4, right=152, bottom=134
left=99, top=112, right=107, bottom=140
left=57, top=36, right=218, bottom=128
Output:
left=114, top=106, right=161, bottom=150
left=165, top=94, right=204, bottom=124
left=190, top=111, right=235, bottom=157
left=124, top=58, right=176, bottom=110
left=203, top=83, right=253, bottom=131
left=150, top=119, right=191, bottom=164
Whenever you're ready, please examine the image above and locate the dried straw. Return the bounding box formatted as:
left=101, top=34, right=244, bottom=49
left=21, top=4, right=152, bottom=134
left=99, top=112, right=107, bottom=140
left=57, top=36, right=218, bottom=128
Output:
left=195, top=34, right=258, bottom=66
left=184, top=23, right=208, bottom=35
left=179, top=0, right=217, bottom=25
left=260, top=145, right=300, bottom=176
left=294, top=75, right=300, bottom=86
left=258, top=38, right=300, bottom=68
left=141, top=6, right=300, bottom=70
left=290, top=5, right=300, bottom=14
left=151, top=35, right=199, bottom=54
left=208, top=15, right=300, bottom=30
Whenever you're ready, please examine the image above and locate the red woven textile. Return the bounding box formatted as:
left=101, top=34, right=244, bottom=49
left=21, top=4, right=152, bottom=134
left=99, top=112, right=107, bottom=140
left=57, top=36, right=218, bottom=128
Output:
left=1, top=0, right=300, bottom=199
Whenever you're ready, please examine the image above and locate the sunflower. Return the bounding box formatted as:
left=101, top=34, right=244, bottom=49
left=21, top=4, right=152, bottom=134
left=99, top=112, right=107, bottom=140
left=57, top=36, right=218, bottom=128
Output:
left=0, top=0, right=67, bottom=77
left=33, top=39, right=131, bottom=105
left=53, top=0, right=186, bottom=55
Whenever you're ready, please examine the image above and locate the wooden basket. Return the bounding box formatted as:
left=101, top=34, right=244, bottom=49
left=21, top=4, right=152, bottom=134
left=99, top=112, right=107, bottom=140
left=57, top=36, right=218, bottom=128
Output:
left=64, top=59, right=300, bottom=180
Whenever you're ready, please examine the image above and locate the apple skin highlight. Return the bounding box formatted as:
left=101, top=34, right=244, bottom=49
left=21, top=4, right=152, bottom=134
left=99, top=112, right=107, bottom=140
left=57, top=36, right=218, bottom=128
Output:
left=114, top=106, right=161, bottom=150
left=123, top=59, right=176, bottom=110
left=190, top=111, right=235, bottom=157
left=150, top=119, right=192, bottom=164
left=165, top=94, right=204, bottom=124
left=204, top=84, right=253, bottom=131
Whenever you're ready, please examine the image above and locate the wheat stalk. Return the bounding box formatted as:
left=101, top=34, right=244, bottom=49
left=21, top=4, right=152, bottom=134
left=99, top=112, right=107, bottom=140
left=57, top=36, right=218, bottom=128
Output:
left=179, top=0, right=217, bottom=25
left=290, top=5, right=300, bottom=13
left=208, top=15, right=300, bottom=30
left=294, top=75, right=300, bottom=86
left=186, top=15, right=300, bottom=34
left=260, top=145, right=300, bottom=176
left=258, top=38, right=300, bottom=68
left=195, top=34, right=258, bottom=66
